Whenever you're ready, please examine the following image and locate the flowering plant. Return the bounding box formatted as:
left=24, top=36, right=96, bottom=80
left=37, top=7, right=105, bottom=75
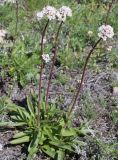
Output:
left=0, top=2, right=115, bottom=160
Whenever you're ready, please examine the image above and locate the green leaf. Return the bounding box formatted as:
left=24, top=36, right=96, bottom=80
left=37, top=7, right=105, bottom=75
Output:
left=57, top=149, right=65, bottom=160
left=27, top=96, right=35, bottom=117
left=0, top=98, right=7, bottom=114
left=28, top=131, right=40, bottom=157
left=61, top=128, right=77, bottom=137
left=11, top=122, right=27, bottom=127
left=77, top=128, right=93, bottom=136
left=49, top=140, right=73, bottom=152
left=0, top=121, right=26, bottom=127
left=43, top=127, right=54, bottom=140
left=49, top=140, right=61, bottom=147
left=27, top=147, right=38, bottom=160
left=74, top=140, right=86, bottom=146
left=0, top=122, right=13, bottom=127
left=42, top=145, right=56, bottom=158
left=10, top=136, right=30, bottom=144
left=38, top=133, right=46, bottom=145
left=60, top=144, right=74, bottom=152
left=17, top=108, right=27, bottom=120
left=13, top=132, right=28, bottom=139
left=5, top=99, right=30, bottom=121
left=16, top=108, right=30, bottom=124
left=59, top=118, right=65, bottom=127
left=5, top=100, right=21, bottom=111
left=11, top=115, right=22, bottom=121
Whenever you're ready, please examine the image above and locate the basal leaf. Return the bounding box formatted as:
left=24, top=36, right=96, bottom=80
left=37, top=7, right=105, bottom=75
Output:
left=61, top=128, right=77, bottom=137
left=0, top=121, right=26, bottom=127
left=57, top=149, right=65, bottom=160
left=60, top=144, right=74, bottom=152
left=42, top=145, right=56, bottom=158
left=27, top=96, right=35, bottom=117
left=10, top=136, right=30, bottom=144
left=43, top=127, right=54, bottom=140
left=13, top=131, right=28, bottom=139
left=28, top=131, right=39, bottom=154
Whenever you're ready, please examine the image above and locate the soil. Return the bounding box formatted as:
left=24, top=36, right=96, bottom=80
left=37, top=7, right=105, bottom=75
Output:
left=0, top=63, right=118, bottom=159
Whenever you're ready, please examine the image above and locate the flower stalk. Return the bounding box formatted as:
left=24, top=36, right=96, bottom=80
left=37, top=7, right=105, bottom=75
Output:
left=38, top=20, right=49, bottom=127
left=45, top=21, right=63, bottom=111
left=67, top=38, right=102, bottom=118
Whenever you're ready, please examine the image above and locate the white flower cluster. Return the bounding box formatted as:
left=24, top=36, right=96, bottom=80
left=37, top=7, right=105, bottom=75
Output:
left=36, top=6, right=72, bottom=21
left=36, top=12, right=44, bottom=20
left=0, top=29, right=7, bottom=43
left=42, top=54, right=50, bottom=63
left=98, top=25, right=114, bottom=41
left=43, top=6, right=56, bottom=20
left=37, top=6, right=56, bottom=21
left=56, top=6, right=72, bottom=22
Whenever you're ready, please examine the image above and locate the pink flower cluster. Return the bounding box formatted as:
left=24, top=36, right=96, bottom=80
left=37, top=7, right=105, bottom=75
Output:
left=56, top=6, right=72, bottom=22
left=98, top=25, right=114, bottom=41
left=36, top=6, right=72, bottom=21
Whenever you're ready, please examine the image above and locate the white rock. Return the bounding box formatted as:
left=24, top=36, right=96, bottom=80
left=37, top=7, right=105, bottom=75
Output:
left=0, top=143, right=3, bottom=151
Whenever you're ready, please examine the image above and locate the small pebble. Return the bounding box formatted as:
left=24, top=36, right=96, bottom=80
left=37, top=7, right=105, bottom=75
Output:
left=0, top=143, right=3, bottom=151
left=113, top=87, right=118, bottom=95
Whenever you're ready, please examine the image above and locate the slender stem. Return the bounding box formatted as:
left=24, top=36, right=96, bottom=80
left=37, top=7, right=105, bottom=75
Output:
left=15, top=0, right=18, bottom=35
left=67, top=38, right=102, bottom=118
left=38, top=20, right=49, bottom=127
left=45, top=22, right=63, bottom=111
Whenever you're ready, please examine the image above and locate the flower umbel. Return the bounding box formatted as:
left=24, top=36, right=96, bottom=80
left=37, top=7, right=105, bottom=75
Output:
left=36, top=11, right=44, bottom=20
left=98, top=25, right=114, bottom=41
left=36, top=6, right=72, bottom=21
left=56, top=6, right=72, bottom=21
left=42, top=54, right=50, bottom=63
left=43, top=6, right=56, bottom=20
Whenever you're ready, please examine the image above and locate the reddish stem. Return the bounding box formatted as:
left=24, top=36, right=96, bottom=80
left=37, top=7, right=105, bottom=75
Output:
left=67, top=38, right=102, bottom=118
left=38, top=20, right=49, bottom=127
left=45, top=22, right=63, bottom=111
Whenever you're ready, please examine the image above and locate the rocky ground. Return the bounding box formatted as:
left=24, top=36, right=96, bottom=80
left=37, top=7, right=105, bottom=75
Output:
left=0, top=63, right=118, bottom=159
